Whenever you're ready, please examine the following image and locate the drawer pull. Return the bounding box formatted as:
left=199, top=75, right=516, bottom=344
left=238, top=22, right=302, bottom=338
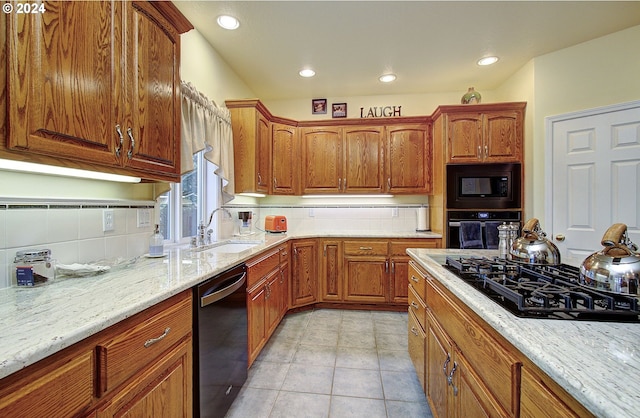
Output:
left=410, top=327, right=419, bottom=336
left=359, top=246, right=373, bottom=251
left=443, top=353, right=451, bottom=378
left=144, top=327, right=171, bottom=348
left=126, top=127, right=135, bottom=159
left=410, top=301, right=419, bottom=310
left=115, top=124, right=124, bottom=157
left=410, top=275, right=419, bottom=283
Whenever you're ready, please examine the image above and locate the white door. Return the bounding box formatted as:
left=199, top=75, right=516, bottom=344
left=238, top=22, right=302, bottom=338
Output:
left=546, top=100, right=640, bottom=262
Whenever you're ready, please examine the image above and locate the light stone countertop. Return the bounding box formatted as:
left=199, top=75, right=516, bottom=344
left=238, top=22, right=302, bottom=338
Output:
left=407, top=248, right=640, bottom=418
left=0, top=230, right=440, bottom=380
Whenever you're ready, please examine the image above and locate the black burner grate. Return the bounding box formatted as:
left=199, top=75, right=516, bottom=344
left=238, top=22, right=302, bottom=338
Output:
left=444, top=256, right=640, bottom=321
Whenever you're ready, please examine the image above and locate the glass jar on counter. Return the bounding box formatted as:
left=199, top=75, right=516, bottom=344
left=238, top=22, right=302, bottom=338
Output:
left=13, top=249, right=56, bottom=287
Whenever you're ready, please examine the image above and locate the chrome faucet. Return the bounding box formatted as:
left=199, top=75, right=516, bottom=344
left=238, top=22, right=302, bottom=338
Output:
left=196, top=207, right=232, bottom=247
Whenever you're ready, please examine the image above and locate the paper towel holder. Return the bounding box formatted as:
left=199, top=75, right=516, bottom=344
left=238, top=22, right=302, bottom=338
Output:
left=416, top=206, right=430, bottom=232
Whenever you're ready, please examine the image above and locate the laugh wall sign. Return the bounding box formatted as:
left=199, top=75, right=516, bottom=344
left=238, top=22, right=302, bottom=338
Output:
left=359, top=105, right=402, bottom=118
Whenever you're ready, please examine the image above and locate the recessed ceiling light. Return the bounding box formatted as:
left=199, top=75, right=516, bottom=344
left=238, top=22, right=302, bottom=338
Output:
left=477, top=56, right=499, bottom=66
left=217, top=15, right=240, bottom=30
left=379, top=74, right=397, bottom=83
left=299, top=69, right=316, bottom=78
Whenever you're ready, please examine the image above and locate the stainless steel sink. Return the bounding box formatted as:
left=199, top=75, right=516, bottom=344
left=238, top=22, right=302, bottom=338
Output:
left=193, top=240, right=262, bottom=253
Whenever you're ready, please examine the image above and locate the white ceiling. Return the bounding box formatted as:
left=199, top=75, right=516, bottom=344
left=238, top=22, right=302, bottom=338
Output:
left=173, top=1, right=640, bottom=101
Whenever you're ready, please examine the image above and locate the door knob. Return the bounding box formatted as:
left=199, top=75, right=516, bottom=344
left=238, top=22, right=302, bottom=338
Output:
left=555, top=234, right=565, bottom=242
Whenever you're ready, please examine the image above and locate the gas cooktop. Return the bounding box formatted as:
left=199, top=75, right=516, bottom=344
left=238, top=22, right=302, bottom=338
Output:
left=444, top=256, right=640, bottom=322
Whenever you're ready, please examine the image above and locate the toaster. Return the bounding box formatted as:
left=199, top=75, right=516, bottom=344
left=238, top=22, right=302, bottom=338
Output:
left=265, top=215, right=287, bottom=233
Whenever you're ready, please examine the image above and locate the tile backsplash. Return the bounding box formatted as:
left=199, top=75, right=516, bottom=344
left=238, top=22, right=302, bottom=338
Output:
left=0, top=201, right=155, bottom=289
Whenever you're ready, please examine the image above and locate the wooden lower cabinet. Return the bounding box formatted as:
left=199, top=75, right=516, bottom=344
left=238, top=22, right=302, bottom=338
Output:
left=96, top=339, right=192, bottom=418
left=291, top=239, right=318, bottom=307
left=247, top=245, right=290, bottom=366
left=0, top=290, right=192, bottom=418
left=408, top=309, right=426, bottom=392
left=410, top=259, right=595, bottom=418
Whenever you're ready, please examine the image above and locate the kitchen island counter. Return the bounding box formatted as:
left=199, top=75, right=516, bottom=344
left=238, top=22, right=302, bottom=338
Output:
left=0, top=230, right=439, bottom=380
left=408, top=248, right=639, bottom=418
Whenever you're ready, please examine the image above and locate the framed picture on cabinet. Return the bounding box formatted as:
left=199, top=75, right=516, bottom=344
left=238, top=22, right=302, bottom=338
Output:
left=312, top=99, right=327, bottom=114
left=332, top=103, right=347, bottom=118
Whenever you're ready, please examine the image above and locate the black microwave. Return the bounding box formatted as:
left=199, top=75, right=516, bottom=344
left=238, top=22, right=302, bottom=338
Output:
left=447, top=163, right=521, bottom=209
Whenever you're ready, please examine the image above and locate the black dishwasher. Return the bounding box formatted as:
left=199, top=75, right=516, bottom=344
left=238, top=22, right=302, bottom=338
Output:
left=193, top=263, right=247, bottom=418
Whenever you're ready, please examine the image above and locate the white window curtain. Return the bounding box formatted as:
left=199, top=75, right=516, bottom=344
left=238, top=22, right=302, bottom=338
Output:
left=180, top=81, right=235, bottom=203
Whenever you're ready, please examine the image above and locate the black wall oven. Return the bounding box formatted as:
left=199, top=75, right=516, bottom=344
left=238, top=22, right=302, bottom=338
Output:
left=447, top=210, right=521, bottom=249
left=447, top=163, right=521, bottom=209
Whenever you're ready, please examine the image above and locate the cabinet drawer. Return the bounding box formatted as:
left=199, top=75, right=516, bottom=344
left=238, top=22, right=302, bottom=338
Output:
left=408, top=285, right=426, bottom=331
left=344, top=240, right=388, bottom=256
left=96, top=294, right=192, bottom=396
left=0, top=351, right=94, bottom=418
left=427, top=277, right=521, bottom=416
left=247, top=248, right=280, bottom=288
left=390, top=240, right=438, bottom=256
left=408, top=261, right=427, bottom=301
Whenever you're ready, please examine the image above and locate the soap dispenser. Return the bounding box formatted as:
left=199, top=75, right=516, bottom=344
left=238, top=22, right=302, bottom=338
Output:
left=149, top=224, right=164, bottom=257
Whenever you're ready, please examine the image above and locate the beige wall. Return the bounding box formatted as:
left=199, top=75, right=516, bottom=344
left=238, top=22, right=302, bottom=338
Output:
left=515, top=25, right=639, bottom=226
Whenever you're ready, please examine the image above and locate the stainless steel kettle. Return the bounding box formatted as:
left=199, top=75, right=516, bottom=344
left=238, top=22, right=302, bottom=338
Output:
left=508, top=218, right=561, bottom=265
left=580, top=223, right=640, bottom=295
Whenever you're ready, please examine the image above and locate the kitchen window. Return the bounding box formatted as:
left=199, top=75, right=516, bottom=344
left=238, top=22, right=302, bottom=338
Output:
left=158, top=150, right=219, bottom=244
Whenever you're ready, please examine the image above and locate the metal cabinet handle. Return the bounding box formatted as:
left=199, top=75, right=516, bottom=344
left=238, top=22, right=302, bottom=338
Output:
left=359, top=246, right=373, bottom=251
left=391, top=261, right=395, bottom=274
left=410, top=301, right=419, bottom=310
left=343, top=178, right=346, bottom=190
left=385, top=260, right=389, bottom=273
left=338, top=178, right=342, bottom=191
left=477, top=145, right=481, bottom=158
left=410, top=275, right=419, bottom=283
left=410, top=327, right=419, bottom=336
left=273, top=177, right=278, bottom=189
left=126, top=128, right=135, bottom=159
left=257, top=172, right=262, bottom=185
left=387, top=177, right=391, bottom=190
left=442, top=353, right=451, bottom=378
left=448, top=361, right=459, bottom=395
left=115, top=125, right=124, bottom=157
left=144, top=327, right=171, bottom=348
left=484, top=145, right=488, bottom=158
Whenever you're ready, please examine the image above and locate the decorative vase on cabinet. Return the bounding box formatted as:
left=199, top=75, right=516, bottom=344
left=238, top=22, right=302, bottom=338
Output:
left=461, top=87, right=482, bottom=104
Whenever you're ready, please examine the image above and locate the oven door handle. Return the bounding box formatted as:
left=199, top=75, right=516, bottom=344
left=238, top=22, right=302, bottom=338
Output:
left=200, top=272, right=247, bottom=307
left=448, top=221, right=461, bottom=227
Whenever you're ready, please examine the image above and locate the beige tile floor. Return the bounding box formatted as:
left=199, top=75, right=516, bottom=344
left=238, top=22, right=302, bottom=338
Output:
left=226, top=309, right=433, bottom=418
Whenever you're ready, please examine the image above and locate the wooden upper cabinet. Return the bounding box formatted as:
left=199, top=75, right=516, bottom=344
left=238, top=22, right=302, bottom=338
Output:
left=301, top=127, right=342, bottom=194
left=343, top=126, right=384, bottom=193
left=271, top=123, right=298, bottom=195
left=5, top=1, right=189, bottom=181
left=386, top=124, right=431, bottom=194
left=444, top=104, right=524, bottom=164
left=7, top=1, right=122, bottom=167
left=228, top=103, right=271, bottom=194
left=123, top=1, right=181, bottom=176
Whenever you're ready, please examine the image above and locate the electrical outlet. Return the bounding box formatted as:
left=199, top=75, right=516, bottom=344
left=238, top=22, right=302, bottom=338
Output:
left=391, top=207, right=399, bottom=217
left=137, top=208, right=151, bottom=228
left=103, top=209, right=115, bottom=232
left=309, top=208, right=315, bottom=217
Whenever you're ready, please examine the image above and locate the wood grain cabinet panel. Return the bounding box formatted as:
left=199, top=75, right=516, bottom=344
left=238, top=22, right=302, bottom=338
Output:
left=320, top=239, right=343, bottom=301
left=272, top=123, right=299, bottom=195
left=343, top=126, right=385, bottom=193
left=386, top=124, right=431, bottom=194
left=291, top=239, right=318, bottom=307
left=408, top=309, right=426, bottom=393
left=301, top=127, right=343, bottom=193
left=5, top=1, right=185, bottom=181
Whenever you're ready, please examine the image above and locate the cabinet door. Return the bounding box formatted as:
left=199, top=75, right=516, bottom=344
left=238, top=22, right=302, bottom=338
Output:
left=386, top=124, right=431, bottom=193
left=7, top=1, right=122, bottom=166
left=320, top=240, right=343, bottom=301
left=96, top=338, right=192, bottom=418
left=343, top=256, right=388, bottom=303
left=272, top=123, right=298, bottom=195
left=265, top=269, right=282, bottom=336
left=446, top=113, right=483, bottom=163
left=520, top=367, right=591, bottom=418
left=247, top=281, right=267, bottom=365
left=301, top=127, right=342, bottom=193
left=454, top=353, right=507, bottom=418
left=278, top=262, right=290, bottom=321
left=483, top=111, right=522, bottom=163
left=408, top=310, right=426, bottom=393
left=124, top=2, right=180, bottom=177
left=291, top=239, right=318, bottom=307
left=426, top=312, right=453, bottom=418
left=256, top=113, right=271, bottom=192
left=343, top=126, right=384, bottom=193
